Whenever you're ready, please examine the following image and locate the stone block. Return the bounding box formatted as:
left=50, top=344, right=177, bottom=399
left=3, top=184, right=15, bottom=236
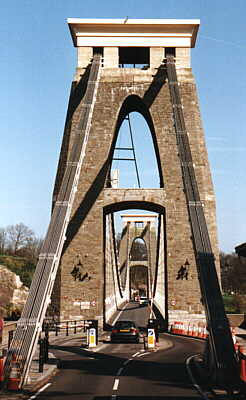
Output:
left=77, top=47, right=93, bottom=69
left=103, top=47, right=119, bottom=68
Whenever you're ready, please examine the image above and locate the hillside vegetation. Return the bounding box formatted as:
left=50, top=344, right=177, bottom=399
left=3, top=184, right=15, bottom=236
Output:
left=0, top=255, right=36, bottom=288
left=0, top=222, right=42, bottom=288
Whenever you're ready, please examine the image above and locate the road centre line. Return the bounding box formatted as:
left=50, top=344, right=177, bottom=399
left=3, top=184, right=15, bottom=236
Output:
left=113, top=378, right=120, bottom=391
left=28, top=383, right=51, bottom=400
left=117, top=367, right=123, bottom=376
left=123, top=358, right=132, bottom=365
left=137, top=352, right=150, bottom=357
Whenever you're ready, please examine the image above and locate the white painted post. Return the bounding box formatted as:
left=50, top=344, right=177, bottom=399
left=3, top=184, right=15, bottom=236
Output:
left=147, top=328, right=156, bottom=349
left=88, top=328, right=97, bottom=348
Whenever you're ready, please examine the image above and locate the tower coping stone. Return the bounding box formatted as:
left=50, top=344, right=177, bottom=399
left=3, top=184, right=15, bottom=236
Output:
left=68, top=18, right=200, bottom=48
left=121, top=214, right=157, bottom=226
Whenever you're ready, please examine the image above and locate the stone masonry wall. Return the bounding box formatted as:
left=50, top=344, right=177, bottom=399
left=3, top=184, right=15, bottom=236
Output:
left=51, top=63, right=220, bottom=322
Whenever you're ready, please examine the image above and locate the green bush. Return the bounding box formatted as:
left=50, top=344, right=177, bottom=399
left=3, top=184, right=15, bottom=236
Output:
left=0, top=255, right=36, bottom=288
left=223, top=294, right=246, bottom=314
left=4, top=303, right=22, bottom=321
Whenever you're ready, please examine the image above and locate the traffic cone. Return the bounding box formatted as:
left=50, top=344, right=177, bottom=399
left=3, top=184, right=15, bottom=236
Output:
left=231, top=327, right=238, bottom=351
left=183, top=322, right=189, bottom=336
left=201, top=324, right=206, bottom=339
left=0, top=356, right=4, bottom=389
left=7, top=355, right=21, bottom=391
left=188, top=322, right=193, bottom=336
left=198, top=323, right=203, bottom=338
left=172, top=321, right=178, bottom=334
left=239, top=345, right=246, bottom=382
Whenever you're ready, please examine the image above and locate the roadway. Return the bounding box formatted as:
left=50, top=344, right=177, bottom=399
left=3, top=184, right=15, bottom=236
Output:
left=23, top=302, right=218, bottom=400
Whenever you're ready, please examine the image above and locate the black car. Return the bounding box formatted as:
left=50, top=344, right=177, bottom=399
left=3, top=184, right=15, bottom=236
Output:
left=111, top=320, right=139, bottom=343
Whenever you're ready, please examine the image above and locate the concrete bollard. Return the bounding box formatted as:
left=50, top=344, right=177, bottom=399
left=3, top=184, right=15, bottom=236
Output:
left=88, top=327, right=97, bottom=348
left=147, top=328, right=156, bottom=349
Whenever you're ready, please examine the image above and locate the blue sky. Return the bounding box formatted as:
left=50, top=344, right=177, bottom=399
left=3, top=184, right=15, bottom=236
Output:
left=1, top=0, right=245, bottom=253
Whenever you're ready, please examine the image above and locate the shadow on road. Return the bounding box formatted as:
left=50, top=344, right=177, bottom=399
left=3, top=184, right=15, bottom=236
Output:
left=93, top=397, right=201, bottom=400
left=50, top=338, right=200, bottom=387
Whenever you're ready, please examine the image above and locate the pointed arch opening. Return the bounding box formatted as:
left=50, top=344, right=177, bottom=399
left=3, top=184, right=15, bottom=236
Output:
left=129, top=237, right=149, bottom=299
left=130, top=237, right=148, bottom=261
left=108, top=95, right=164, bottom=189
left=130, top=265, right=149, bottom=300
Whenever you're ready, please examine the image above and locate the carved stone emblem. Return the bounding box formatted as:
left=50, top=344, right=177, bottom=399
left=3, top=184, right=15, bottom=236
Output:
left=71, top=256, right=91, bottom=282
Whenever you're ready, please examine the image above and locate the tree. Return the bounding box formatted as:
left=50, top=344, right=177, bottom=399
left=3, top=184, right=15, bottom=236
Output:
left=220, top=252, right=246, bottom=295
left=20, top=236, right=43, bottom=261
left=6, top=223, right=35, bottom=255
left=0, top=228, right=7, bottom=254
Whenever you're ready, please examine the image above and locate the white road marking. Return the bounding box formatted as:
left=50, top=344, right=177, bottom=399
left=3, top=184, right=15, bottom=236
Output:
left=186, top=355, right=210, bottom=400
left=132, top=351, right=140, bottom=357
left=113, top=378, right=120, bottom=391
left=28, top=383, right=51, bottom=400
left=123, top=359, right=131, bottom=366
left=117, top=367, right=123, bottom=376
left=137, top=352, right=150, bottom=357
left=92, top=343, right=108, bottom=352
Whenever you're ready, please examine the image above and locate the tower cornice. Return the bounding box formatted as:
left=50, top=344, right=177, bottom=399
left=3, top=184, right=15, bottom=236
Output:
left=68, top=18, right=200, bottom=48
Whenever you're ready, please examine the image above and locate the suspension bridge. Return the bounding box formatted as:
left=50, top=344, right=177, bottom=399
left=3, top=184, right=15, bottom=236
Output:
left=3, top=18, right=243, bottom=394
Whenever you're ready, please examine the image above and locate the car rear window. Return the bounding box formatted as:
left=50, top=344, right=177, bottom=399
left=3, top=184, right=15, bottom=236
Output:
left=115, top=321, right=135, bottom=329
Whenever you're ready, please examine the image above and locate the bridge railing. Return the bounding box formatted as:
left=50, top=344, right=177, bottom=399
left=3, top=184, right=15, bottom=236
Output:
left=42, top=319, right=91, bottom=337
left=0, top=322, right=17, bottom=354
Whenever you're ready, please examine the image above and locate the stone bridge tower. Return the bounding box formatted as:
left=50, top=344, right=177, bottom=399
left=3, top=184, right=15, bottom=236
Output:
left=51, top=19, right=219, bottom=325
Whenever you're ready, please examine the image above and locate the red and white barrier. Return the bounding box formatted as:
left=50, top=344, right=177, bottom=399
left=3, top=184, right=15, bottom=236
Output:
left=170, top=320, right=208, bottom=339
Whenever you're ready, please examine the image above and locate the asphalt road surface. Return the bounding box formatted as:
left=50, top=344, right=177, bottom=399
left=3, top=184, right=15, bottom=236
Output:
left=28, top=302, right=207, bottom=399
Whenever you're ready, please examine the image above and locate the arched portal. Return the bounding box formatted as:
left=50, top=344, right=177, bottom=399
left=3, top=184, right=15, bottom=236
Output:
left=130, top=264, right=148, bottom=300
left=103, top=201, right=167, bottom=323
left=129, top=237, right=149, bottom=299
left=130, top=238, right=148, bottom=261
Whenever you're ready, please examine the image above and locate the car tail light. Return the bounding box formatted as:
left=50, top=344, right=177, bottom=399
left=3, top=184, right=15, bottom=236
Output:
left=130, top=328, right=137, bottom=333
left=112, top=329, right=119, bottom=333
